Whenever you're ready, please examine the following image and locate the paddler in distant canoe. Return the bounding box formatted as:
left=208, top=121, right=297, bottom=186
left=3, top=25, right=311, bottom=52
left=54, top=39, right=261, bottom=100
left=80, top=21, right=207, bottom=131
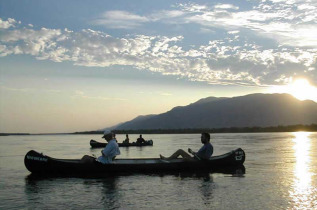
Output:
left=122, top=134, right=129, bottom=144
left=136, top=134, right=146, bottom=144
left=160, top=132, right=213, bottom=161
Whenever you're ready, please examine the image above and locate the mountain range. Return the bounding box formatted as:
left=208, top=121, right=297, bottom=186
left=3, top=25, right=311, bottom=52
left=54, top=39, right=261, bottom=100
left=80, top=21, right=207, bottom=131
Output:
left=112, top=93, right=317, bottom=130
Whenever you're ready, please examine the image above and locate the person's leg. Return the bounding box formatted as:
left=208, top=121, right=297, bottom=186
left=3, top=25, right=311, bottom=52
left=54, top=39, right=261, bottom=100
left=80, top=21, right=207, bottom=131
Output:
left=80, top=155, right=95, bottom=163
left=160, top=149, right=192, bottom=160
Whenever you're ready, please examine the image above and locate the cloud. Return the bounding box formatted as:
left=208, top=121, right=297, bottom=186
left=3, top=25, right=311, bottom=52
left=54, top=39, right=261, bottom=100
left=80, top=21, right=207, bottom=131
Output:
left=92, top=11, right=149, bottom=29
left=228, top=30, right=239, bottom=34
left=177, top=3, right=208, bottom=13
left=177, top=1, right=317, bottom=48
left=214, top=4, right=239, bottom=10
left=90, top=1, right=317, bottom=49
left=73, top=91, right=127, bottom=101
left=0, top=18, right=18, bottom=29
left=0, top=26, right=62, bottom=59
left=150, top=10, right=185, bottom=21
left=89, top=1, right=317, bottom=48
left=92, top=9, right=187, bottom=28
left=0, top=17, right=316, bottom=87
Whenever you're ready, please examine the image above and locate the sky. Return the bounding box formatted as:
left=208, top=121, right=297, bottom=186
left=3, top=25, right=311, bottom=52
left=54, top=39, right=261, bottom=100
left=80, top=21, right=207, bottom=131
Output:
left=0, top=0, right=317, bottom=133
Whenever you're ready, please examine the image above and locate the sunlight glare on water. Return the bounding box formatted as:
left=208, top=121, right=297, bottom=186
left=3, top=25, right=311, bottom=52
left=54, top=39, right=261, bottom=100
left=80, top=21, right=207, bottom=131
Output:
left=290, top=132, right=315, bottom=209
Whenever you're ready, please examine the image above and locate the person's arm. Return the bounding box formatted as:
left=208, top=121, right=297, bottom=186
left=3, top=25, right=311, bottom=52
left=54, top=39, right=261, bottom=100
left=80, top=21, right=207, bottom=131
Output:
left=188, top=148, right=202, bottom=160
left=188, top=148, right=198, bottom=156
left=102, top=142, right=115, bottom=157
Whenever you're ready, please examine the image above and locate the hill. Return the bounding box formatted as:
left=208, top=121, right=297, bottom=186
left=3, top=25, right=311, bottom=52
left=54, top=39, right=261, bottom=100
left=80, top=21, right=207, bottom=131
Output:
left=115, top=93, right=317, bottom=130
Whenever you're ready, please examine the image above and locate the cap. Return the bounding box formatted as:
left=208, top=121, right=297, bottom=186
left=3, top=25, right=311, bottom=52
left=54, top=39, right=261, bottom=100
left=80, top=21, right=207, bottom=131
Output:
left=102, top=131, right=115, bottom=140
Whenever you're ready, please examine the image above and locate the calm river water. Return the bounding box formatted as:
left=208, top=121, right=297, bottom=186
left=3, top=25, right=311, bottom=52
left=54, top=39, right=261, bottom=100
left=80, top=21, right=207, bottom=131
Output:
left=0, top=132, right=316, bottom=209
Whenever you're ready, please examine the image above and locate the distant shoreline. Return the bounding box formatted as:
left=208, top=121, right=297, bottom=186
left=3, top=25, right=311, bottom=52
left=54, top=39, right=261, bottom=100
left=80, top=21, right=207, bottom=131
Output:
left=112, top=124, right=317, bottom=134
left=1, top=124, right=316, bottom=136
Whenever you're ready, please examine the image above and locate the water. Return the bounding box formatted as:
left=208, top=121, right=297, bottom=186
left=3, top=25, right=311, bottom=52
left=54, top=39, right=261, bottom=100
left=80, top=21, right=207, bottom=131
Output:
left=1, top=133, right=317, bottom=209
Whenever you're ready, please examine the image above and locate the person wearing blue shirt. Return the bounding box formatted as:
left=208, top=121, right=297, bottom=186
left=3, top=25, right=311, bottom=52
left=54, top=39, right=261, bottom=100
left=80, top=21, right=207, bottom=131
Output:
left=160, top=133, right=213, bottom=161
left=97, top=132, right=121, bottom=164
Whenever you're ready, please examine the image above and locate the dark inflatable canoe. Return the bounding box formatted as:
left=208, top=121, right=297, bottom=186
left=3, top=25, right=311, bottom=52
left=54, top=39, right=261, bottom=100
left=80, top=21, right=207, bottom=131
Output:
left=90, top=139, right=153, bottom=148
left=24, top=148, right=245, bottom=177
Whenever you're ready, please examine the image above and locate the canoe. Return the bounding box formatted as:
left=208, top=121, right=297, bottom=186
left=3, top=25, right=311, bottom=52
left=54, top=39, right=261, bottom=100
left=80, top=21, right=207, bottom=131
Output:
left=24, top=148, right=245, bottom=177
left=90, top=139, right=153, bottom=148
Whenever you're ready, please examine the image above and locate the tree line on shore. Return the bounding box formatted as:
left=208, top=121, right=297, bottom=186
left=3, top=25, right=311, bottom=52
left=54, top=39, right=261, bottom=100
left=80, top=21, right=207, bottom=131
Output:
left=1, top=124, right=316, bottom=136
left=75, top=124, right=317, bottom=134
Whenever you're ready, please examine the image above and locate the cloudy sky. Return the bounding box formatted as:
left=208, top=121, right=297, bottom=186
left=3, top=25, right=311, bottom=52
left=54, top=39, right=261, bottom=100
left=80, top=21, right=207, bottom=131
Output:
left=1, top=0, right=316, bottom=133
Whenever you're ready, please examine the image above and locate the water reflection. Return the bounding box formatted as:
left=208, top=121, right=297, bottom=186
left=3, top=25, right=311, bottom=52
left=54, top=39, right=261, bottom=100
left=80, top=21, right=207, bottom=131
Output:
left=25, top=175, right=121, bottom=209
left=290, top=132, right=315, bottom=209
left=84, top=178, right=120, bottom=209
left=199, top=177, right=214, bottom=206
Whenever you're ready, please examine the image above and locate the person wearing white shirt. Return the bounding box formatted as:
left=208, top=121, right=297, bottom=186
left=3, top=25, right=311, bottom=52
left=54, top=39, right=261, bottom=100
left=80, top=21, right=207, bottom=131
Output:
left=97, top=132, right=121, bottom=164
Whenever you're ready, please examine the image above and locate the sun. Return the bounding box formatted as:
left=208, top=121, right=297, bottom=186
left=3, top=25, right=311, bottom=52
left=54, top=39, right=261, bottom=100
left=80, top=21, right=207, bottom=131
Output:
left=289, top=79, right=317, bottom=101
left=269, top=78, right=317, bottom=102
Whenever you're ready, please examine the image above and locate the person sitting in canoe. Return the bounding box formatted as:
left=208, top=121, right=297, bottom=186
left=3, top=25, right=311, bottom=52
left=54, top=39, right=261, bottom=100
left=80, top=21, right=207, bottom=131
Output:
left=160, top=132, right=213, bottom=161
left=97, top=132, right=121, bottom=164
left=122, top=134, right=129, bottom=144
left=136, top=134, right=146, bottom=144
